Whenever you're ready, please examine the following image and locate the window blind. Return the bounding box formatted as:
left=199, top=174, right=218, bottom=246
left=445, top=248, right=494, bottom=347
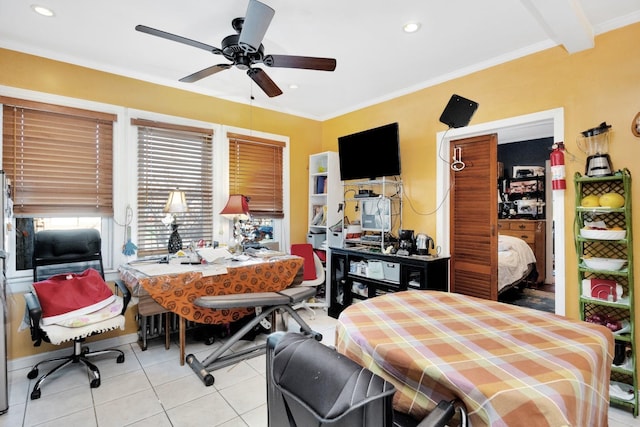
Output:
left=228, top=133, right=284, bottom=219
left=1, top=97, right=115, bottom=216
left=134, top=119, right=214, bottom=255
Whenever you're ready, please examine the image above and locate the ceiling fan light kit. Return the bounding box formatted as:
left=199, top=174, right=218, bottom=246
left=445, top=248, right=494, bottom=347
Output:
left=135, top=0, right=336, bottom=98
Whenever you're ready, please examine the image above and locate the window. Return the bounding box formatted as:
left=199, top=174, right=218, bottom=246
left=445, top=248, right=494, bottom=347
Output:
left=228, top=133, right=284, bottom=219
left=134, top=119, right=214, bottom=256
left=1, top=97, right=115, bottom=215
left=1, top=97, right=115, bottom=270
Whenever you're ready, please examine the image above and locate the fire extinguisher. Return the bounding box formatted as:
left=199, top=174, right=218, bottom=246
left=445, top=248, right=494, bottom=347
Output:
left=550, top=142, right=566, bottom=190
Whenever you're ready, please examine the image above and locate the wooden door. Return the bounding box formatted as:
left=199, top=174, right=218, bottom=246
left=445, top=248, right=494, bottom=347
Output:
left=449, top=134, right=498, bottom=299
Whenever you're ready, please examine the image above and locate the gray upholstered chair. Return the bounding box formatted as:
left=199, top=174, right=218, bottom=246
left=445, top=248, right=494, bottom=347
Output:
left=266, top=332, right=467, bottom=427
left=24, top=229, right=131, bottom=399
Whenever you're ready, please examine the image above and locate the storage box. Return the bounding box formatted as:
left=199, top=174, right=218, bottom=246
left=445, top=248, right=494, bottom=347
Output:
left=382, top=262, right=400, bottom=283
left=328, top=231, right=344, bottom=248
left=366, top=260, right=385, bottom=280
left=306, top=232, right=326, bottom=249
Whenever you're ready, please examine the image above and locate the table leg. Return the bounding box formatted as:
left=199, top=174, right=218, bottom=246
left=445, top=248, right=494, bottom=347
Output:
left=165, top=312, right=170, bottom=350
left=140, top=314, right=148, bottom=351
left=179, top=315, right=185, bottom=365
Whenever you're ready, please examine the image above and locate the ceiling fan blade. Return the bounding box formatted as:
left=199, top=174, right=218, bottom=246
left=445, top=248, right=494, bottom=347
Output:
left=179, top=64, right=232, bottom=83
left=247, top=68, right=283, bottom=97
left=136, top=24, right=222, bottom=54
left=263, top=55, right=336, bottom=71
left=238, top=0, right=275, bottom=54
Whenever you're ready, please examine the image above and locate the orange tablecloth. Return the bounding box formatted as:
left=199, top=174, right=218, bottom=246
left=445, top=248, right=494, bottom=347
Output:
left=337, top=290, right=614, bottom=427
left=119, top=256, right=303, bottom=324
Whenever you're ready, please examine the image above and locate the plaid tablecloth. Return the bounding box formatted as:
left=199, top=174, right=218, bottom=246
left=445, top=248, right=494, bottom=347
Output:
left=336, top=290, right=613, bottom=427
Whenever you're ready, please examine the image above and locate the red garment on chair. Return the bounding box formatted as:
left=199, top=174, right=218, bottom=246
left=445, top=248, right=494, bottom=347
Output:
left=33, top=268, right=115, bottom=325
left=291, top=244, right=316, bottom=281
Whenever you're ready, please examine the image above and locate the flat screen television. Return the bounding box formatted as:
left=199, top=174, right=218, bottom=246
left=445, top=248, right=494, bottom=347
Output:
left=338, top=122, right=401, bottom=181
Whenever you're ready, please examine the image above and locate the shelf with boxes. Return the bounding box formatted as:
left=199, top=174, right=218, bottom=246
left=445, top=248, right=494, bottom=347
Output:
left=307, top=152, right=341, bottom=251
left=498, top=162, right=546, bottom=220
left=328, top=247, right=449, bottom=318
left=337, top=178, right=403, bottom=251
left=574, top=169, right=637, bottom=416
left=307, top=152, right=341, bottom=310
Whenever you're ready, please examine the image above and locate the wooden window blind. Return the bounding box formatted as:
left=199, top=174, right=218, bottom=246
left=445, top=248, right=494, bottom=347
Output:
left=1, top=97, right=115, bottom=215
left=228, top=133, right=284, bottom=219
left=134, top=119, right=214, bottom=256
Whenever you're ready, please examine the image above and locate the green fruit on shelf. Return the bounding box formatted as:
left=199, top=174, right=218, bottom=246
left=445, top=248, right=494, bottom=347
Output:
left=599, top=192, right=625, bottom=208
left=581, top=195, right=600, bottom=207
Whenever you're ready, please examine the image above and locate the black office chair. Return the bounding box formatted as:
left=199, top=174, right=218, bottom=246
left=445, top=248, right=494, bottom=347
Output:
left=24, top=229, right=131, bottom=399
left=266, top=332, right=467, bottom=427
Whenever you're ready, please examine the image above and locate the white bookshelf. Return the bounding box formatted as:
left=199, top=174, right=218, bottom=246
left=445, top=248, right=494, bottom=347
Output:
left=307, top=151, right=341, bottom=309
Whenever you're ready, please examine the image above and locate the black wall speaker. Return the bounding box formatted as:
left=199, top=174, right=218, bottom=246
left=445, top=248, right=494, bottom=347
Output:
left=439, top=94, right=479, bottom=128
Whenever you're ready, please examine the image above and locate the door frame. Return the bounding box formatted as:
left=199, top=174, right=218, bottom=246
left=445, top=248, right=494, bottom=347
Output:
left=436, top=107, right=566, bottom=315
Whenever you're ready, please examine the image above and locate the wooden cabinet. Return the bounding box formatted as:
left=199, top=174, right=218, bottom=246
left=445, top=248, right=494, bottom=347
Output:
left=498, top=219, right=546, bottom=284
left=328, top=247, right=449, bottom=318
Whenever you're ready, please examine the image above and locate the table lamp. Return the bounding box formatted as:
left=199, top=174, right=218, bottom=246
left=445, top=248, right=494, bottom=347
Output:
left=220, top=194, right=250, bottom=252
left=164, top=189, right=189, bottom=253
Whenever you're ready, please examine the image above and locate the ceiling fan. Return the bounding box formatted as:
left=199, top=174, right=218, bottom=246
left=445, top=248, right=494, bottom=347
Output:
left=135, top=0, right=337, bottom=97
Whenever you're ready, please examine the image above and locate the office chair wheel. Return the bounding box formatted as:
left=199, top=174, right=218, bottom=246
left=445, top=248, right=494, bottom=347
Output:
left=30, top=389, right=41, bottom=400
left=117, top=354, right=125, bottom=363
left=302, top=329, right=323, bottom=341
left=90, top=378, right=101, bottom=388
left=27, top=368, right=39, bottom=379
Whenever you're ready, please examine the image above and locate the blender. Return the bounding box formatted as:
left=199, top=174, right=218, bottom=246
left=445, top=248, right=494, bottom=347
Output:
left=578, top=122, right=613, bottom=177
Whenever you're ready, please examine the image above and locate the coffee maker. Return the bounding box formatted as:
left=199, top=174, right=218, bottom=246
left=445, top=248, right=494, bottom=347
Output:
left=397, top=229, right=415, bottom=256
left=578, top=122, right=613, bottom=177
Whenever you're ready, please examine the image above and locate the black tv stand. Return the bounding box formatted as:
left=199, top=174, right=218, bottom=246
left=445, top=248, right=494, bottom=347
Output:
left=328, top=247, right=449, bottom=318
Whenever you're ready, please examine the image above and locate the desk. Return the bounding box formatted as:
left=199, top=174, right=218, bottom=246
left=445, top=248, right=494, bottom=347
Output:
left=336, top=290, right=613, bottom=426
left=119, top=256, right=303, bottom=364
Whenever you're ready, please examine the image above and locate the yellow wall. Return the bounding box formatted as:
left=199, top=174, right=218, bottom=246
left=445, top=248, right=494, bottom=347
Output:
left=2, top=22, right=640, bottom=361
left=0, top=48, right=321, bottom=359
left=323, top=22, right=640, bottom=322
left=0, top=48, right=321, bottom=248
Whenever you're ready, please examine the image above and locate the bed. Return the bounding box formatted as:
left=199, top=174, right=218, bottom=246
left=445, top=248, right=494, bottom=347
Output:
left=336, top=290, right=613, bottom=427
left=498, top=233, right=537, bottom=294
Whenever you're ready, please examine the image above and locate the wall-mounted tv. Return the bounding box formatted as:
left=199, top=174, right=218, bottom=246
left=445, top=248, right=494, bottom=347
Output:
left=338, top=122, right=401, bottom=181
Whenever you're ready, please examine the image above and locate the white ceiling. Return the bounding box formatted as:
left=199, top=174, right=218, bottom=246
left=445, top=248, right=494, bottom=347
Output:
left=1, top=0, right=639, bottom=120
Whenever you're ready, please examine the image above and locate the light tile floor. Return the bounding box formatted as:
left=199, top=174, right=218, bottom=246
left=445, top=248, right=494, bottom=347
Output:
left=2, top=310, right=638, bottom=426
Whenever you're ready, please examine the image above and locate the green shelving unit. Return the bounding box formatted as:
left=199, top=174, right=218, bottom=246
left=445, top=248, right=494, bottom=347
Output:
left=575, top=168, right=637, bottom=416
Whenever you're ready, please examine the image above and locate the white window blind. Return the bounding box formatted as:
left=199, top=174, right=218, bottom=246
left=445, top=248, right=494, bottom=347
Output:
left=134, top=119, right=214, bottom=255
left=1, top=97, right=115, bottom=215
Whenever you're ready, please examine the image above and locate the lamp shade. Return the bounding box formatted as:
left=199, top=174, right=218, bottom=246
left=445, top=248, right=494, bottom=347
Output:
left=163, top=189, right=189, bottom=213
left=220, top=194, right=250, bottom=220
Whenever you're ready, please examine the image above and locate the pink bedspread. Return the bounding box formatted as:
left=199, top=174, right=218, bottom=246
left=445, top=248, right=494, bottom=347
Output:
left=336, top=290, right=613, bottom=427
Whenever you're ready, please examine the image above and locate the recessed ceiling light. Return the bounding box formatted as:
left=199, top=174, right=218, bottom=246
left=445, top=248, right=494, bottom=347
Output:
left=289, top=84, right=299, bottom=90
left=31, top=5, right=55, bottom=17
left=403, top=22, right=421, bottom=33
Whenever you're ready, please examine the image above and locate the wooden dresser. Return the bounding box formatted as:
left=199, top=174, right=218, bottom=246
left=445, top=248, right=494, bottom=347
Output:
left=498, top=219, right=546, bottom=284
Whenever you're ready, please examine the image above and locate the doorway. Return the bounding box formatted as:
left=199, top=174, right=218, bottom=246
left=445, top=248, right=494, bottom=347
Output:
left=497, top=137, right=555, bottom=312
left=435, top=108, right=566, bottom=315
